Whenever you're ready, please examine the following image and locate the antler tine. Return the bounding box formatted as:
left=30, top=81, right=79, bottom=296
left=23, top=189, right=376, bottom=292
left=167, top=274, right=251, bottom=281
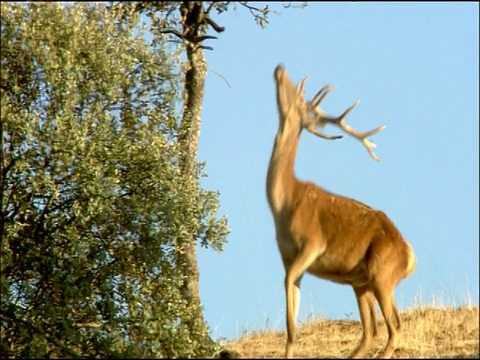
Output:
left=295, top=77, right=309, bottom=98
left=305, top=85, right=344, bottom=141
left=332, top=99, right=386, bottom=162
left=310, top=85, right=336, bottom=109
left=306, top=125, right=343, bottom=140
left=339, top=120, right=386, bottom=161
left=296, top=80, right=343, bottom=140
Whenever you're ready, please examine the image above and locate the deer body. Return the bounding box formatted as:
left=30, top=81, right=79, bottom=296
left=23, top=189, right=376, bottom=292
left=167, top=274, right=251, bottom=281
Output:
left=266, top=65, right=416, bottom=358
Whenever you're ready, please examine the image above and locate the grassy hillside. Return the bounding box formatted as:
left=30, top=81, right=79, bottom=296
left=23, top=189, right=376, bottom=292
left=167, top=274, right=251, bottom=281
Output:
left=223, top=306, right=479, bottom=358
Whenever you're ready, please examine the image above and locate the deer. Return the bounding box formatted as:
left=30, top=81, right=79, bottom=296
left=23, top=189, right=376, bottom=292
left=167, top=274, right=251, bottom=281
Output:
left=266, top=64, right=416, bottom=359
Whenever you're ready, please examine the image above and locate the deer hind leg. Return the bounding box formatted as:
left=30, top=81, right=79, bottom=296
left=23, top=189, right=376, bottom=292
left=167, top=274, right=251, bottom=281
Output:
left=284, top=244, right=322, bottom=358
left=350, top=285, right=378, bottom=358
left=393, top=301, right=402, bottom=331
left=372, top=280, right=400, bottom=359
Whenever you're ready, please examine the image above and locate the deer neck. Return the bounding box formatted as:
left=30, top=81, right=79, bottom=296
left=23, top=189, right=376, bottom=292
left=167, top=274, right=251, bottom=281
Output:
left=266, top=124, right=302, bottom=214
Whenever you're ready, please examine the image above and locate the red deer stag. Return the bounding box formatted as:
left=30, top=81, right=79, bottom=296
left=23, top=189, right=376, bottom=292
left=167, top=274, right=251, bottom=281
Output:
left=266, top=65, right=416, bottom=358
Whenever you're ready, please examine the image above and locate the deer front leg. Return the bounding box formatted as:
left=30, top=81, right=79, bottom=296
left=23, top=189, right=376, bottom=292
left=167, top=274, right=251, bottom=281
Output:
left=284, top=244, right=321, bottom=358
left=284, top=275, right=302, bottom=358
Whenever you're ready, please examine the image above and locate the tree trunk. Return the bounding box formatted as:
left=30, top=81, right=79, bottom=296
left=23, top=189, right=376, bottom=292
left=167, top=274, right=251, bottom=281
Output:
left=177, top=1, right=213, bottom=350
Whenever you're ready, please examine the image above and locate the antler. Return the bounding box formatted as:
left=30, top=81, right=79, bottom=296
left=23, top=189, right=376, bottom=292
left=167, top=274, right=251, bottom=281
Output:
left=298, top=78, right=386, bottom=162
left=295, top=79, right=343, bottom=141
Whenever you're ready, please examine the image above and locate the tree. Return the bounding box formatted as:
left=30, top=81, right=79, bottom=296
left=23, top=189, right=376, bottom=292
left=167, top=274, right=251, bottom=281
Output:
left=1, top=2, right=228, bottom=357
left=122, top=2, right=306, bottom=354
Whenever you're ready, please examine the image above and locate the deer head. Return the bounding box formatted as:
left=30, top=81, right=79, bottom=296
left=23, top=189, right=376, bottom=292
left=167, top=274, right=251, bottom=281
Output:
left=274, top=64, right=386, bottom=161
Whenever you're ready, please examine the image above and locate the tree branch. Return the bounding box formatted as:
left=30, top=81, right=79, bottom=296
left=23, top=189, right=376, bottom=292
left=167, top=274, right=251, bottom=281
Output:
left=204, top=1, right=216, bottom=15
left=193, top=34, right=218, bottom=43
left=0, top=308, right=82, bottom=358
left=199, top=45, right=214, bottom=51
left=205, top=14, right=225, bottom=33
left=160, top=28, right=184, bottom=40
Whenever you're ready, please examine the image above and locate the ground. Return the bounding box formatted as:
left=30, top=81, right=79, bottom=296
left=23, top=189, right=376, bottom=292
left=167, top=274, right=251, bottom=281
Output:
left=223, top=306, right=479, bottom=358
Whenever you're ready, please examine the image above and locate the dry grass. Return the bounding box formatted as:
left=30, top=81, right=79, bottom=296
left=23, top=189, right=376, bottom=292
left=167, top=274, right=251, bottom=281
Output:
left=223, top=305, right=479, bottom=358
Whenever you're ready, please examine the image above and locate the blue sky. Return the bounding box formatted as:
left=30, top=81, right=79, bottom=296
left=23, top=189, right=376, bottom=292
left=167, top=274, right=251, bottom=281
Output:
left=189, top=2, right=479, bottom=341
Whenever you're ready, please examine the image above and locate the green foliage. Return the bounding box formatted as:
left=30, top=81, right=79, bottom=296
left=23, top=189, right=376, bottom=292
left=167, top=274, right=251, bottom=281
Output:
left=1, top=2, right=228, bottom=357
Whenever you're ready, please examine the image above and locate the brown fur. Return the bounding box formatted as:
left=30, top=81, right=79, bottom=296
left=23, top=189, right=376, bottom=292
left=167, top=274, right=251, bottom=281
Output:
left=266, top=65, right=416, bottom=358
